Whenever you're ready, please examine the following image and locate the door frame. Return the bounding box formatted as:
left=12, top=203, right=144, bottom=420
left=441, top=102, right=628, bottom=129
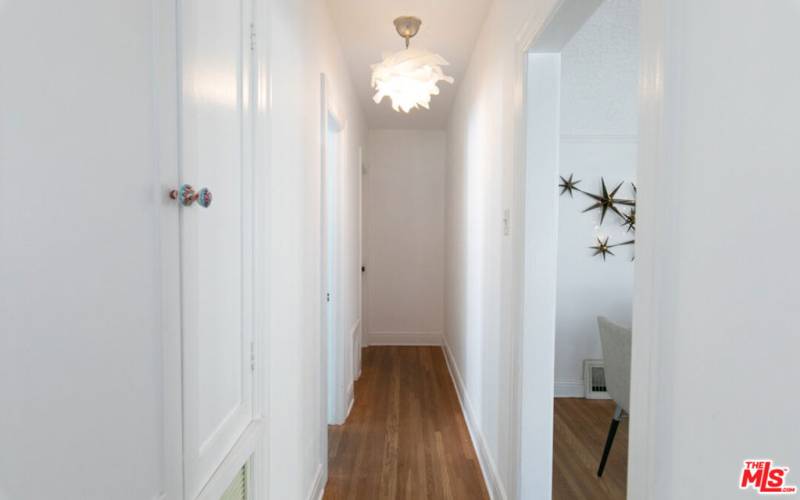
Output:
left=154, top=0, right=270, bottom=498
left=320, top=74, right=348, bottom=463
left=509, top=0, right=650, bottom=497
left=355, top=145, right=364, bottom=380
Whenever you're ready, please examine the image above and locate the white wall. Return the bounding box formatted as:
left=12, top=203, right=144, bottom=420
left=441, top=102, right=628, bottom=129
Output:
left=0, top=2, right=366, bottom=500
left=630, top=0, right=800, bottom=498
left=266, top=0, right=366, bottom=498
left=364, top=130, right=446, bottom=346
left=449, top=0, right=800, bottom=499
left=444, top=0, right=638, bottom=494
left=445, top=2, right=551, bottom=497
left=554, top=0, right=639, bottom=397
left=520, top=53, right=561, bottom=500
left=0, top=2, right=163, bottom=499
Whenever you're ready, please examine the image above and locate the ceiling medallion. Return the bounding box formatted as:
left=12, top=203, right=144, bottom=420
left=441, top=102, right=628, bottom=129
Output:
left=370, top=16, right=455, bottom=113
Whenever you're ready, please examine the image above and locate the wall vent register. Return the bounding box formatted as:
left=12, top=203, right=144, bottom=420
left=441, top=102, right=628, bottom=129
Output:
left=220, top=462, right=249, bottom=500
left=583, top=359, right=611, bottom=400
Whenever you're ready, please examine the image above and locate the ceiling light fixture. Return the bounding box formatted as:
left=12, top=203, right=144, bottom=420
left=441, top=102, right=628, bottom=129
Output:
left=370, top=16, right=455, bottom=113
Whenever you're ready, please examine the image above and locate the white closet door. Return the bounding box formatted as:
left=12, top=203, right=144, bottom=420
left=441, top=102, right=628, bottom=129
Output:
left=179, top=0, right=255, bottom=497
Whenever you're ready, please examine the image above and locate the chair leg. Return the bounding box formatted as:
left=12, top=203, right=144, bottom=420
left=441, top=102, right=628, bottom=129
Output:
left=597, top=404, right=623, bottom=477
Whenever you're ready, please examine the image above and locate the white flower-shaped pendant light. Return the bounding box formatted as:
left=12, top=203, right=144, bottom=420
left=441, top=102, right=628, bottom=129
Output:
left=371, top=17, right=455, bottom=113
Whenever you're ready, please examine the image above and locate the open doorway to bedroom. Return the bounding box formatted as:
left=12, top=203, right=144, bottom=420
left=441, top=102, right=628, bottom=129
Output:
left=519, top=0, right=640, bottom=498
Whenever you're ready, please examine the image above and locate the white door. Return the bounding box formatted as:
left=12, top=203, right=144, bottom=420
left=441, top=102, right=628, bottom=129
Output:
left=179, top=0, right=255, bottom=497
left=323, top=116, right=338, bottom=424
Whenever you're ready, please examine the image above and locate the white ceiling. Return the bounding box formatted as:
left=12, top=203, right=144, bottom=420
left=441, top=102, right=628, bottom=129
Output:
left=327, top=0, right=492, bottom=129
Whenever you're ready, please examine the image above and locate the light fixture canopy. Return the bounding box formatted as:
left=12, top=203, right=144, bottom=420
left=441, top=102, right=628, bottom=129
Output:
left=393, top=16, right=421, bottom=49
left=370, top=16, right=454, bottom=114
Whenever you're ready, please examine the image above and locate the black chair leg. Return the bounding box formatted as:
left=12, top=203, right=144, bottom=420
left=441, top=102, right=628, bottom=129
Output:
left=597, top=405, right=623, bottom=477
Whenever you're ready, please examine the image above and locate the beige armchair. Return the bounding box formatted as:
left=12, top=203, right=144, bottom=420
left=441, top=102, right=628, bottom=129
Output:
left=596, top=316, right=631, bottom=477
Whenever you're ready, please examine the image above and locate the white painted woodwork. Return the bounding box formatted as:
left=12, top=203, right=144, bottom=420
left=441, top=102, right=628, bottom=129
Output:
left=322, top=106, right=341, bottom=424
left=264, top=3, right=369, bottom=494
left=629, top=0, right=800, bottom=497
left=519, top=53, right=561, bottom=500
left=320, top=74, right=355, bottom=431
left=0, top=1, right=163, bottom=499
left=179, top=0, right=255, bottom=497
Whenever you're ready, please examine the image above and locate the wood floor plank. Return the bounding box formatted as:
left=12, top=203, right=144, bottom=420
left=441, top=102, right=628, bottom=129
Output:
left=552, top=398, right=628, bottom=500
left=324, top=346, right=490, bottom=500
left=325, top=348, right=627, bottom=499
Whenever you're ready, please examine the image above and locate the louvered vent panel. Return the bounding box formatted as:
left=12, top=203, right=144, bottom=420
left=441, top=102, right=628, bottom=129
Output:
left=583, top=359, right=611, bottom=400
left=220, top=463, right=248, bottom=500
left=591, top=366, right=607, bottom=392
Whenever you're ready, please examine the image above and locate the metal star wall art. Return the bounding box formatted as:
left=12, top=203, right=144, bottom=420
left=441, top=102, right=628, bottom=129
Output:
left=558, top=174, right=638, bottom=261
left=581, top=177, right=634, bottom=224
left=622, top=207, right=636, bottom=233
left=590, top=237, right=615, bottom=260
left=559, top=174, right=581, bottom=197
left=622, top=183, right=637, bottom=232
left=590, top=237, right=636, bottom=261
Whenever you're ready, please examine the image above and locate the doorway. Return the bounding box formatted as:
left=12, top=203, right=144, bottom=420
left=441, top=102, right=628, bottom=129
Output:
left=320, top=74, right=348, bottom=431
left=517, top=0, right=640, bottom=498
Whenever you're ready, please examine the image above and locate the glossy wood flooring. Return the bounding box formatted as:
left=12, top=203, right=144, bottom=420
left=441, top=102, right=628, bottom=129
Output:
left=553, top=398, right=629, bottom=500
left=324, top=346, right=489, bottom=500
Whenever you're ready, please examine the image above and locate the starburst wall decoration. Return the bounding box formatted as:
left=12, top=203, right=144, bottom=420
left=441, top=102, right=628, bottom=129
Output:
left=558, top=174, right=637, bottom=261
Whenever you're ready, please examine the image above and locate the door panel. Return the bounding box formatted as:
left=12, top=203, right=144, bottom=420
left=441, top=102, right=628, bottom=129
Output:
left=180, top=0, right=254, bottom=497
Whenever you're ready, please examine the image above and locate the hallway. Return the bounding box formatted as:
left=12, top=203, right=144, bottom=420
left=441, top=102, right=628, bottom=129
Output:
left=324, top=347, right=489, bottom=500
left=4, top=0, right=800, bottom=499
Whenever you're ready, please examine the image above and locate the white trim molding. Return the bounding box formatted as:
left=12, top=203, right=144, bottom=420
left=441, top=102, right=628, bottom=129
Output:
left=367, top=331, right=443, bottom=346
left=195, top=420, right=264, bottom=500
left=345, top=381, right=354, bottom=417
left=626, top=0, right=669, bottom=496
left=351, top=319, right=362, bottom=381
left=350, top=319, right=361, bottom=340
left=442, top=338, right=508, bottom=500
left=345, top=386, right=355, bottom=420
left=554, top=380, right=585, bottom=398
left=307, top=463, right=326, bottom=500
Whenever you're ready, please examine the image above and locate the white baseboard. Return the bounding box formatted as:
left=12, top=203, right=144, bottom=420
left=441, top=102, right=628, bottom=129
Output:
left=352, top=320, right=362, bottom=380
left=441, top=338, right=507, bottom=500
left=367, top=331, right=442, bottom=346
left=306, top=463, right=325, bottom=500
left=345, top=382, right=355, bottom=419
left=554, top=380, right=585, bottom=398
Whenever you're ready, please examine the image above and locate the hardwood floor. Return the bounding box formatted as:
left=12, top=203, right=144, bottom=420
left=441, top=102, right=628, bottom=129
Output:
left=324, top=346, right=489, bottom=500
left=553, top=398, right=629, bottom=500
